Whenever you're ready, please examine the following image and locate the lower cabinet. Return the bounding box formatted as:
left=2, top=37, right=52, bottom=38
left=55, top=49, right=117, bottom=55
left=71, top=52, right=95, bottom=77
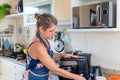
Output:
left=15, top=64, right=25, bottom=80
left=0, top=60, right=15, bottom=80
left=0, top=58, right=25, bottom=80
left=0, top=75, right=8, bottom=80
left=0, top=74, right=14, bottom=80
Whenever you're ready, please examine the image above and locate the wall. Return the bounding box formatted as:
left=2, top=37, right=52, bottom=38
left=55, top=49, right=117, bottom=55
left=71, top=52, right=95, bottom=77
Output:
left=0, top=0, right=19, bottom=48
left=69, top=0, right=120, bottom=71
left=0, top=0, right=18, bottom=14
left=68, top=31, right=120, bottom=70
left=1, top=0, right=119, bottom=71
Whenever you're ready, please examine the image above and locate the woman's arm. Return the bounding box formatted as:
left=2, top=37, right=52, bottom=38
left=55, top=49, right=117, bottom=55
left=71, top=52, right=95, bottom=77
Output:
left=53, top=53, right=79, bottom=59
left=29, top=42, right=85, bottom=80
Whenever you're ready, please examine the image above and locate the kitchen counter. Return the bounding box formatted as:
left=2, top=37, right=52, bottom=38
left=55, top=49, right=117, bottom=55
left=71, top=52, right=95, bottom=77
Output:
left=0, top=56, right=25, bottom=66
left=1, top=56, right=120, bottom=80
left=101, top=67, right=120, bottom=80
left=0, top=56, right=26, bottom=80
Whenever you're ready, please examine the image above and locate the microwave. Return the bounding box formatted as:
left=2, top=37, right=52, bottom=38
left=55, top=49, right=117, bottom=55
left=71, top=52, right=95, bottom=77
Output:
left=72, top=1, right=116, bottom=29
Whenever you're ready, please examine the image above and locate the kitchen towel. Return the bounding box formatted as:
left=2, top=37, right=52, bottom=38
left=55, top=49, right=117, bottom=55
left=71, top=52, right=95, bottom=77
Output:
left=4, top=39, right=11, bottom=50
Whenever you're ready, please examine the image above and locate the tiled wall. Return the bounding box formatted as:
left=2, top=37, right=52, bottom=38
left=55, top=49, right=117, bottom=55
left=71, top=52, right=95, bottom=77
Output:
left=68, top=31, right=120, bottom=71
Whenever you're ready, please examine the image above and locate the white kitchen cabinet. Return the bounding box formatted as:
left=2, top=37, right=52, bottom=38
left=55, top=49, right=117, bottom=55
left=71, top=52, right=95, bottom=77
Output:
left=23, top=0, right=37, bottom=3
left=15, top=64, right=25, bottom=80
left=23, top=0, right=30, bottom=3
left=0, top=57, right=25, bottom=80
left=0, top=59, right=15, bottom=80
left=0, top=74, right=11, bottom=80
left=23, top=0, right=71, bottom=26
left=53, top=0, right=71, bottom=21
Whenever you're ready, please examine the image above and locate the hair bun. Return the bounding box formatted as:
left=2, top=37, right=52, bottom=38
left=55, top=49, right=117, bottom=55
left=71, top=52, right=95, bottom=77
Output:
left=34, top=13, right=41, bottom=19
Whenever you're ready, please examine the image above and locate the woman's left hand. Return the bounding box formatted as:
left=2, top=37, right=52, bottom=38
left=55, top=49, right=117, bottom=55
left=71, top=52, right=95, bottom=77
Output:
left=62, top=54, right=79, bottom=59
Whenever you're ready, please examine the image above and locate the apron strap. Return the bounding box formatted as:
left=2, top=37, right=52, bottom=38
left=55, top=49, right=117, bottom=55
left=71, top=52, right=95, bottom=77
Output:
left=36, top=32, right=48, bottom=49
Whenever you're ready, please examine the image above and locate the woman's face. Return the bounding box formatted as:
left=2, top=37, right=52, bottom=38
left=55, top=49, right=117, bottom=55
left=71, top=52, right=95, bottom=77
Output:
left=40, top=24, right=57, bottom=39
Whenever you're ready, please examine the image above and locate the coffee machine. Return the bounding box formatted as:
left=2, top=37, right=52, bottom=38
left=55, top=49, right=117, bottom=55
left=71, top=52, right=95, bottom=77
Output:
left=59, top=53, right=92, bottom=80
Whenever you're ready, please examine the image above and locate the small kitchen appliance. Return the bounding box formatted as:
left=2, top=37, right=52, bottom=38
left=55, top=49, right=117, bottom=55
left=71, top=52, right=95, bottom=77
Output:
left=59, top=56, right=89, bottom=80
left=59, top=52, right=92, bottom=80
left=73, top=52, right=92, bottom=74
left=9, top=43, right=26, bottom=60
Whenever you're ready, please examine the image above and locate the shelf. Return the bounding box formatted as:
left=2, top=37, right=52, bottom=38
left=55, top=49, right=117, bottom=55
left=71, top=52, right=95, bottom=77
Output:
left=58, top=20, right=71, bottom=26
left=24, top=0, right=51, bottom=7
left=0, top=34, right=13, bottom=37
left=5, top=13, right=24, bottom=18
left=67, top=28, right=120, bottom=32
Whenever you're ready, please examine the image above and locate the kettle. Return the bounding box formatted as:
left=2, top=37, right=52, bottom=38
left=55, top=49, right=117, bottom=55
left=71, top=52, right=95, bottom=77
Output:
left=94, top=66, right=102, bottom=77
left=14, top=43, right=22, bottom=52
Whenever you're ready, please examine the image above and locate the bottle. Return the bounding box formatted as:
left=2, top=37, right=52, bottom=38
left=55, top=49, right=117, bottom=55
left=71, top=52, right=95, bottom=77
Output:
left=2, top=38, right=5, bottom=50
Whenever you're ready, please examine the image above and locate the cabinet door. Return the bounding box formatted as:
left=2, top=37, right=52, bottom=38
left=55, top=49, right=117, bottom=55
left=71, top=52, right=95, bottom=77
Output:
left=23, top=0, right=71, bottom=26
left=54, top=0, right=71, bottom=21
left=23, top=0, right=30, bottom=3
left=0, top=74, right=8, bottom=80
left=15, top=64, right=25, bottom=80
left=23, top=0, right=42, bottom=3
left=0, top=61, right=15, bottom=80
left=0, top=74, right=14, bottom=80
left=0, top=61, right=1, bottom=72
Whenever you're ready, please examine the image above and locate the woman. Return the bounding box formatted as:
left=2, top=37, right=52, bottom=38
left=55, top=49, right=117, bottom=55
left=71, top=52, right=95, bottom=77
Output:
left=23, top=13, right=86, bottom=80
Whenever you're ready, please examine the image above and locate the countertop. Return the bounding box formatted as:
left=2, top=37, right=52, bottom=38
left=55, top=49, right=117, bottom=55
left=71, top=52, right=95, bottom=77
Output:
left=0, top=55, right=120, bottom=80
left=0, top=56, right=25, bottom=66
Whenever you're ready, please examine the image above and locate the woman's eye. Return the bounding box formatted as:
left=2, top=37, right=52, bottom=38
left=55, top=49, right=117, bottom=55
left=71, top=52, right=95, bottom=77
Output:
left=50, top=30, right=55, bottom=32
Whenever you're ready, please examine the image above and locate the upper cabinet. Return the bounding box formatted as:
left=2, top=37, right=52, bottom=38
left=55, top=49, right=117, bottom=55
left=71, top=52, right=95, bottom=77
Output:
left=23, top=0, right=71, bottom=27
left=53, top=0, right=71, bottom=21
left=23, top=0, right=31, bottom=3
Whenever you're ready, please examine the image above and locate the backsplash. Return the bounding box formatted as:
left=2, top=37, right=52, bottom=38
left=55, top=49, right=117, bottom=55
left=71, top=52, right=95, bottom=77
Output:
left=68, top=32, right=120, bottom=70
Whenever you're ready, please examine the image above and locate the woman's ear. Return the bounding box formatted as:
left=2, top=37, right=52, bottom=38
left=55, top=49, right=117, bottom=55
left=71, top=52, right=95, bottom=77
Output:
left=39, top=26, right=44, bottom=33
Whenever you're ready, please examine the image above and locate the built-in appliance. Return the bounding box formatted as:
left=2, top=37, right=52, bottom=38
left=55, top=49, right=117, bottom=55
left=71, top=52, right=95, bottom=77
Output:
left=72, top=1, right=116, bottom=29
left=59, top=53, right=92, bottom=80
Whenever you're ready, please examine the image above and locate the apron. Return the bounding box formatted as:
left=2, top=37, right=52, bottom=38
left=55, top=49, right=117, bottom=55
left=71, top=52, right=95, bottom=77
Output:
left=23, top=33, right=54, bottom=80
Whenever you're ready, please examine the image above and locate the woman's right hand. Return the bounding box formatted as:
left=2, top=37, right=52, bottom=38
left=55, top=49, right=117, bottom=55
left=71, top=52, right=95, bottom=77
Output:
left=74, top=75, right=86, bottom=80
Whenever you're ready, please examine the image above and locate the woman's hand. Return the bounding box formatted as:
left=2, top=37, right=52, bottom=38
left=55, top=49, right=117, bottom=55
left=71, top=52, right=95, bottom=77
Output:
left=62, top=54, right=79, bottom=59
left=53, top=53, right=80, bottom=61
left=74, top=75, right=86, bottom=80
